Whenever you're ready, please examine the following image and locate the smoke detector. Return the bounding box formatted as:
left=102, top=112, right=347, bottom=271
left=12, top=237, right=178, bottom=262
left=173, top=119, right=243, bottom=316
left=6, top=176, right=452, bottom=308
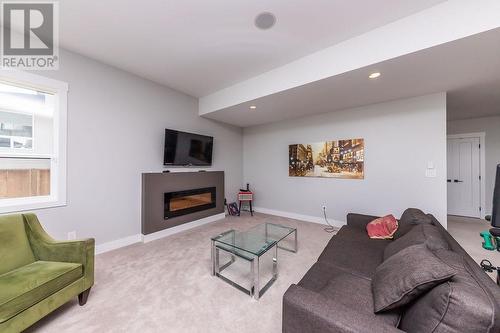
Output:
left=255, top=12, right=276, bottom=30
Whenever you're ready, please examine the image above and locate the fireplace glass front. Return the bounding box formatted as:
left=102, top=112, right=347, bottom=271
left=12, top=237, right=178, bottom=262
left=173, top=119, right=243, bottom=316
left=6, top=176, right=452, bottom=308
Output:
left=164, top=187, right=216, bottom=219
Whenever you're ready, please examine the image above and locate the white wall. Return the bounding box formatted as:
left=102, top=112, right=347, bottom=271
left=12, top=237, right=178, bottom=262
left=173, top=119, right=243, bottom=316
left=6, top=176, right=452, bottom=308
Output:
left=243, top=93, right=448, bottom=226
left=448, top=115, right=500, bottom=214
left=29, top=49, right=243, bottom=246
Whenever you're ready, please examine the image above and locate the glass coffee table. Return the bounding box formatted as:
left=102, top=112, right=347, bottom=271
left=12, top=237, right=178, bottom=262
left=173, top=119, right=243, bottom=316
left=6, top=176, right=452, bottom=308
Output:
left=211, top=223, right=297, bottom=300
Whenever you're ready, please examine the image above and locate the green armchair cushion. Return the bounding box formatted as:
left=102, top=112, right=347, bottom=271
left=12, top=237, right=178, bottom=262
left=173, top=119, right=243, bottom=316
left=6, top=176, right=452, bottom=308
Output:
left=0, top=261, right=82, bottom=323
left=0, top=215, right=36, bottom=275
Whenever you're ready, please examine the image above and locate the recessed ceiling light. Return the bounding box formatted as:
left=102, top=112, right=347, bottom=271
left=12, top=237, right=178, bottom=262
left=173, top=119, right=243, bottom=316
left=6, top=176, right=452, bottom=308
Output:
left=369, top=72, right=381, bottom=79
left=249, top=105, right=257, bottom=110
left=255, top=12, right=276, bottom=30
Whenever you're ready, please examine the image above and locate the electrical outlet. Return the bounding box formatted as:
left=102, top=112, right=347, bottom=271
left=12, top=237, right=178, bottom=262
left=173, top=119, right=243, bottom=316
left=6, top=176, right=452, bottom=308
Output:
left=67, top=231, right=76, bottom=240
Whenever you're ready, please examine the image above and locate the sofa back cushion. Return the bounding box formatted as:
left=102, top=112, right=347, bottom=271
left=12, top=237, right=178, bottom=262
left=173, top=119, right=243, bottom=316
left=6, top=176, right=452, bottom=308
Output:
left=394, top=208, right=433, bottom=238
left=400, top=250, right=495, bottom=333
left=384, top=224, right=449, bottom=260
left=0, top=214, right=36, bottom=275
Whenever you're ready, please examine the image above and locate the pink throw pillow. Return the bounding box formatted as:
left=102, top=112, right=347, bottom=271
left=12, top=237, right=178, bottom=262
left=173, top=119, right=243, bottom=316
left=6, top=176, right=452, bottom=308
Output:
left=366, top=215, right=399, bottom=239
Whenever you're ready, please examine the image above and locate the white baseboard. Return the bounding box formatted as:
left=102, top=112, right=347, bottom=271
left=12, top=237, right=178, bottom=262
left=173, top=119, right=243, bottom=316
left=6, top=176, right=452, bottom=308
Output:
left=95, top=212, right=226, bottom=254
left=95, top=234, right=142, bottom=255
left=141, top=212, right=226, bottom=243
left=254, top=206, right=345, bottom=228
left=95, top=209, right=343, bottom=255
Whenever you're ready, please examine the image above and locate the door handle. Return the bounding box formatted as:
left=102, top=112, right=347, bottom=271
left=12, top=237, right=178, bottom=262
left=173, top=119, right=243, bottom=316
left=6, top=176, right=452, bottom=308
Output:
left=454, top=179, right=463, bottom=183
left=447, top=179, right=451, bottom=182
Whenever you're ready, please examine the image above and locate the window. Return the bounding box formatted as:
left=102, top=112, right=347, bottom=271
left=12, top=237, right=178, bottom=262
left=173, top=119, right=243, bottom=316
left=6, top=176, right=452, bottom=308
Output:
left=0, top=110, right=34, bottom=150
left=0, top=71, right=67, bottom=213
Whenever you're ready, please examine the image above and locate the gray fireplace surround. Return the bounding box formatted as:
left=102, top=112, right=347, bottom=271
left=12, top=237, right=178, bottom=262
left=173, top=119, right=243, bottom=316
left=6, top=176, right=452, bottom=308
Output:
left=141, top=171, right=224, bottom=235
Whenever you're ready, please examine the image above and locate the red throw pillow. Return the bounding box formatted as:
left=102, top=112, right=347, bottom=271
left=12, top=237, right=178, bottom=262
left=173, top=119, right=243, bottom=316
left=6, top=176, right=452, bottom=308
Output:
left=366, top=215, right=399, bottom=239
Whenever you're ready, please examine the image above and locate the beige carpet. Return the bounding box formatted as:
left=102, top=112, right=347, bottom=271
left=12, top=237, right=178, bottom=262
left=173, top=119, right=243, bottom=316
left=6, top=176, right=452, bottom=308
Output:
left=25, top=213, right=499, bottom=332
left=25, top=213, right=334, bottom=333
left=447, top=215, right=500, bottom=281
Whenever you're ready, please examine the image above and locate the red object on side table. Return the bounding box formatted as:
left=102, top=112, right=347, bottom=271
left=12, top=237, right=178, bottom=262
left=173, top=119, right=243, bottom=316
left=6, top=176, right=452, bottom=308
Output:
left=238, top=191, right=253, bottom=216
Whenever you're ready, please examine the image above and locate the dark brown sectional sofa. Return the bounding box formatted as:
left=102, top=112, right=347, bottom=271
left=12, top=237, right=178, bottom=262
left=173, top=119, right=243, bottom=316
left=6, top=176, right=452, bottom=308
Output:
left=283, top=209, right=500, bottom=333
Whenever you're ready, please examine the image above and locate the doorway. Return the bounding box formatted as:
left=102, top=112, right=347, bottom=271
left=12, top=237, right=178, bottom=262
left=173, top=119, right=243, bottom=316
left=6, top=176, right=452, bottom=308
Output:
left=447, top=133, right=485, bottom=218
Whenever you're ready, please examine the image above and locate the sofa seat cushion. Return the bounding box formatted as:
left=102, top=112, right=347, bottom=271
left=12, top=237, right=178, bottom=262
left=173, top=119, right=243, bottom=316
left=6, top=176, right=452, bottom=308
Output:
left=0, top=260, right=83, bottom=323
left=383, top=223, right=449, bottom=260
left=400, top=250, right=495, bottom=333
left=321, top=274, right=400, bottom=327
left=318, top=226, right=390, bottom=278
left=298, top=261, right=370, bottom=292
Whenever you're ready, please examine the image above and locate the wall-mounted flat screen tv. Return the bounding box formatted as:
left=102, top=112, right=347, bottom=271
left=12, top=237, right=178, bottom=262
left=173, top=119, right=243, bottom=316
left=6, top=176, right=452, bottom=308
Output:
left=164, top=129, right=213, bottom=166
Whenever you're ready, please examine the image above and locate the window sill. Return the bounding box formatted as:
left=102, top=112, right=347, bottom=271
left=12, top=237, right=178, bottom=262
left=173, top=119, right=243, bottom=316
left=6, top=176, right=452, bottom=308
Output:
left=0, top=196, right=66, bottom=214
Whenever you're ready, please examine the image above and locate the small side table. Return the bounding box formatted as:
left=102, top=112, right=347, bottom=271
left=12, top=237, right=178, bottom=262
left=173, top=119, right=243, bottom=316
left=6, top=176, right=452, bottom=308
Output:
left=238, top=191, right=253, bottom=216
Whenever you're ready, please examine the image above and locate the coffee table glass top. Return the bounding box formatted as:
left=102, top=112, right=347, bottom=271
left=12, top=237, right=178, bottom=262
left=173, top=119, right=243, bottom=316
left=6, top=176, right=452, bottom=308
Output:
left=211, top=223, right=296, bottom=257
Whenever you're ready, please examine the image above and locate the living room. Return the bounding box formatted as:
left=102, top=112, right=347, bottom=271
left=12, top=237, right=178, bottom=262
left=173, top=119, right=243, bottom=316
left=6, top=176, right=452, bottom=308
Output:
left=1, top=1, right=500, bottom=332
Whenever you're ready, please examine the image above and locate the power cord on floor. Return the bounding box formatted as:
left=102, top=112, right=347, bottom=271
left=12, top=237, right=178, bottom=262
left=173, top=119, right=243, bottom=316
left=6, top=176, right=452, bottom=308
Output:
left=323, top=206, right=336, bottom=233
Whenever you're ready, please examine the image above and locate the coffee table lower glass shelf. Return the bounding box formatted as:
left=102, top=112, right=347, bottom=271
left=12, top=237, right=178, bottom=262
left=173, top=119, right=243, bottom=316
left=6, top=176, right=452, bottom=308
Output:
left=211, top=222, right=297, bottom=300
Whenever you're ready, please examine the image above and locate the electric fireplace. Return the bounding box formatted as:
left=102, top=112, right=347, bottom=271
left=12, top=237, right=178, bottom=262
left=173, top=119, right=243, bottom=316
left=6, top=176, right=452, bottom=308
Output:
left=164, top=187, right=216, bottom=219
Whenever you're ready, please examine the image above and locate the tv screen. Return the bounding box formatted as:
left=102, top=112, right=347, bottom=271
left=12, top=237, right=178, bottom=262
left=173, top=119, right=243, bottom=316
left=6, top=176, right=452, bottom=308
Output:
left=164, top=129, right=213, bottom=166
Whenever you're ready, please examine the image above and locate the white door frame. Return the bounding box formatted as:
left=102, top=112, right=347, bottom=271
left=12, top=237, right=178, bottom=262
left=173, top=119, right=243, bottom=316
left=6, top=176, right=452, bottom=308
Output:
left=447, top=132, right=486, bottom=219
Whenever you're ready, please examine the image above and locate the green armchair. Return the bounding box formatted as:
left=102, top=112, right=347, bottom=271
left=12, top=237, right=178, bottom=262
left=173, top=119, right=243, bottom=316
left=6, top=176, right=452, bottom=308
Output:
left=0, top=213, right=94, bottom=332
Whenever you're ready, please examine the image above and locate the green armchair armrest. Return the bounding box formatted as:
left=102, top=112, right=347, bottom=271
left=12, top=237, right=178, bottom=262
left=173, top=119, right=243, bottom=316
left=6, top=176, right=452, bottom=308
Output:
left=22, top=213, right=95, bottom=292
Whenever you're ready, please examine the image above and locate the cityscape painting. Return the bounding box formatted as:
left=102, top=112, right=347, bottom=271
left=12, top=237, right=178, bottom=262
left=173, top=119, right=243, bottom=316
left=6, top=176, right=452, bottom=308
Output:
left=289, top=139, right=364, bottom=179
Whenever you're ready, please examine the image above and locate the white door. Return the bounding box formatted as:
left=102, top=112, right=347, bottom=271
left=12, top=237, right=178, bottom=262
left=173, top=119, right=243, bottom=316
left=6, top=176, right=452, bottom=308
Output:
left=447, top=137, right=481, bottom=217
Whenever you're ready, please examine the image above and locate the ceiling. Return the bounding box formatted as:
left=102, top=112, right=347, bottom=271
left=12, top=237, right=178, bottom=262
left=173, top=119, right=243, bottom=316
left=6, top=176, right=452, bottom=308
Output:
left=447, top=81, right=500, bottom=121
left=202, top=28, right=500, bottom=127
left=58, top=0, right=446, bottom=97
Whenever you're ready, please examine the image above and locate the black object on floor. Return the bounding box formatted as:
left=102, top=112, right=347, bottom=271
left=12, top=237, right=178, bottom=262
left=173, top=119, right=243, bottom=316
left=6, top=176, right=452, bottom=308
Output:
left=226, top=202, right=239, bottom=216
left=490, top=164, right=500, bottom=228
left=486, top=164, right=500, bottom=252
left=480, top=259, right=500, bottom=286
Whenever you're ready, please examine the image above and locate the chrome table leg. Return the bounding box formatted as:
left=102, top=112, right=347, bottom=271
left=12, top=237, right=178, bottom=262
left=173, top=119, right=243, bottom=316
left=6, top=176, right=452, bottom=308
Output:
left=254, top=256, right=260, bottom=300
left=250, top=258, right=255, bottom=297
left=273, top=244, right=278, bottom=279
left=294, top=229, right=298, bottom=252
left=211, top=240, right=215, bottom=276
left=215, top=247, right=220, bottom=274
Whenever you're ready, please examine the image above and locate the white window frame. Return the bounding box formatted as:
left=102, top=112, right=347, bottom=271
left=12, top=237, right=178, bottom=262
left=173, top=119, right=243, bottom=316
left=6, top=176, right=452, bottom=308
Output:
left=0, top=70, right=68, bottom=213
